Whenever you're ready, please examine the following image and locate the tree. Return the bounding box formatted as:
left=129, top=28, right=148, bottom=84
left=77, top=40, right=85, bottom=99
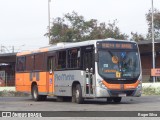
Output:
left=146, top=9, right=160, bottom=40
left=49, top=17, right=70, bottom=44
left=130, top=32, right=145, bottom=42
left=46, top=11, right=128, bottom=44
left=105, top=20, right=128, bottom=40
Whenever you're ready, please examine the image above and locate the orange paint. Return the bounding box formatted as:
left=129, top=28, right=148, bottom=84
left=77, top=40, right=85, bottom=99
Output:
left=17, top=48, right=48, bottom=56
left=124, top=80, right=139, bottom=90
left=16, top=72, right=55, bottom=94
left=102, top=80, right=139, bottom=90
left=17, top=51, right=32, bottom=56
left=102, top=80, right=121, bottom=90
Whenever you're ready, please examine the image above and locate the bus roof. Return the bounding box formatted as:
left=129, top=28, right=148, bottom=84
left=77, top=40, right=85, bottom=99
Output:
left=16, top=48, right=49, bottom=56
left=48, top=39, right=137, bottom=51
left=17, top=39, right=137, bottom=56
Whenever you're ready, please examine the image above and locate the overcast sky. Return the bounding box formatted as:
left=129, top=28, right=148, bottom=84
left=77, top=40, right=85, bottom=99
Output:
left=0, top=0, right=160, bottom=52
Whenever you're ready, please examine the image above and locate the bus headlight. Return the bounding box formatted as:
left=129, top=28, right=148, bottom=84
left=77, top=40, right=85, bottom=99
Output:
left=98, top=79, right=102, bottom=85
left=98, top=79, right=107, bottom=89
left=136, top=80, right=142, bottom=96
left=137, top=80, right=142, bottom=88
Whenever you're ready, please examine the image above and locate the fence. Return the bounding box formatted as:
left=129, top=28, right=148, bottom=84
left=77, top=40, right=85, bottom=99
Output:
left=0, top=76, right=15, bottom=87
left=142, top=69, right=160, bottom=83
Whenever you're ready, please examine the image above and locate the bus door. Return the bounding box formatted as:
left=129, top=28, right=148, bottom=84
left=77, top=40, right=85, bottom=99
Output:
left=47, top=56, right=56, bottom=95
left=83, top=46, right=94, bottom=95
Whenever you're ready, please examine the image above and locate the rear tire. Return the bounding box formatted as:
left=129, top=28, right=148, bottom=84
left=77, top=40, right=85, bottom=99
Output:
left=32, top=85, right=46, bottom=101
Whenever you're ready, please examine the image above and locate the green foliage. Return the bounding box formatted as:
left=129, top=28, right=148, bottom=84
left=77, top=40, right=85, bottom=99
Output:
left=46, top=11, right=128, bottom=44
left=45, top=9, right=160, bottom=44
left=146, top=9, right=160, bottom=40
left=0, top=90, right=29, bottom=97
left=142, top=87, right=160, bottom=95
left=130, top=32, right=145, bottom=42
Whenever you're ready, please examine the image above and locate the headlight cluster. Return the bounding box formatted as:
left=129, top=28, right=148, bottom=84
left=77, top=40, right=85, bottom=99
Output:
left=137, top=80, right=142, bottom=88
left=98, top=79, right=107, bottom=89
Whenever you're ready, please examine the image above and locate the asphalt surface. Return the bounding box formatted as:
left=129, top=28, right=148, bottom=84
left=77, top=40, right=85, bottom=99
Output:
left=0, top=95, right=160, bottom=111
left=0, top=96, right=160, bottom=119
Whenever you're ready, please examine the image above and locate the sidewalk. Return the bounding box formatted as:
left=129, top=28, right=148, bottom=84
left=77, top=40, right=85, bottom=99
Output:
left=142, top=82, right=160, bottom=88
left=0, top=87, right=15, bottom=91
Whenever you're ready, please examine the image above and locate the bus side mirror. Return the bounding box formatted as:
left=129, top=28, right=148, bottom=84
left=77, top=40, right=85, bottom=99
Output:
left=95, top=53, right=99, bottom=62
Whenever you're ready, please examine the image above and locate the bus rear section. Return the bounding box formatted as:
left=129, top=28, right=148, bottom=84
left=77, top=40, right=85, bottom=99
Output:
left=16, top=51, right=55, bottom=101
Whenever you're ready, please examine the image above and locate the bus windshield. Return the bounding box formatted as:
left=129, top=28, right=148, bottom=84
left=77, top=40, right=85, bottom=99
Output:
left=98, top=50, right=140, bottom=80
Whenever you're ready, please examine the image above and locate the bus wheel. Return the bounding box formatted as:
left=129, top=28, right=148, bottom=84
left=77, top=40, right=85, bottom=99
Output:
left=32, top=85, right=41, bottom=101
left=113, top=97, right=122, bottom=103
left=73, top=84, right=83, bottom=104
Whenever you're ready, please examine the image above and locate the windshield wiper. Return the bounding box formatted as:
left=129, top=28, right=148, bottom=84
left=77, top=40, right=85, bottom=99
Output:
left=108, top=50, right=113, bottom=57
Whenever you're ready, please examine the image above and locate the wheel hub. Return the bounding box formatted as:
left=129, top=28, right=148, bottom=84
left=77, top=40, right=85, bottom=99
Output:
left=75, top=89, right=79, bottom=99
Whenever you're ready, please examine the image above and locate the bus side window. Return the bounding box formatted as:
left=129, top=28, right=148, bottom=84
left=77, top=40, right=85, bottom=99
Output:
left=84, top=52, right=93, bottom=69
left=16, top=56, right=26, bottom=71
left=82, top=46, right=94, bottom=72
left=35, top=53, right=45, bottom=71
left=26, top=55, right=34, bottom=71
left=68, top=48, right=80, bottom=69
left=48, top=57, right=52, bottom=71
left=57, top=51, right=66, bottom=69
left=47, top=56, right=56, bottom=71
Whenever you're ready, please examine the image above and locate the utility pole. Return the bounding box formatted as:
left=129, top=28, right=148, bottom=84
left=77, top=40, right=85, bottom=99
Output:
left=12, top=46, right=14, bottom=53
left=0, top=45, right=2, bottom=53
left=48, top=0, right=51, bottom=43
left=151, top=0, right=156, bottom=83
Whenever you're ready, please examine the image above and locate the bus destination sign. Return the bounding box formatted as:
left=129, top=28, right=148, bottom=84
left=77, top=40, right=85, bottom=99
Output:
left=97, top=42, right=136, bottom=49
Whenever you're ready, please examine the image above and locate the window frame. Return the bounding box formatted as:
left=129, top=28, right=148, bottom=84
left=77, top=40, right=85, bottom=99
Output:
left=16, top=56, right=26, bottom=72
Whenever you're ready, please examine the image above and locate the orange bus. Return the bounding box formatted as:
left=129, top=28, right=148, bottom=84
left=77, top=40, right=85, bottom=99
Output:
left=16, top=39, right=142, bottom=104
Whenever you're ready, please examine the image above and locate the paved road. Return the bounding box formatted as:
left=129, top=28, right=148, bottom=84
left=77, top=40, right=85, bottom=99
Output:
left=1, top=96, right=160, bottom=119
left=0, top=96, right=160, bottom=111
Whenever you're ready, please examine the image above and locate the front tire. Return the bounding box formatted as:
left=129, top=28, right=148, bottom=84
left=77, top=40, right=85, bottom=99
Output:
left=72, top=84, right=83, bottom=104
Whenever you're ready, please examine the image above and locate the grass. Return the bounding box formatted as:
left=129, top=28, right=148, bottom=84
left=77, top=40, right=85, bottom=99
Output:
left=142, top=87, right=160, bottom=95
left=1, top=86, right=160, bottom=97
left=0, top=90, right=29, bottom=97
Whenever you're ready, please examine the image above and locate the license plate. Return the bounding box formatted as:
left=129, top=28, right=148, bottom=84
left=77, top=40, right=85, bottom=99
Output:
left=118, top=94, right=126, bottom=97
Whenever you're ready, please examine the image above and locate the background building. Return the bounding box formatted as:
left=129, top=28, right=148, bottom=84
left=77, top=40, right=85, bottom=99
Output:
left=138, top=40, right=160, bottom=82
left=0, top=53, right=16, bottom=86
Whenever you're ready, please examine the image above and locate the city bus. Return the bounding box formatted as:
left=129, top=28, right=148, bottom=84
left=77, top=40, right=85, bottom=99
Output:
left=16, top=39, right=142, bottom=104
